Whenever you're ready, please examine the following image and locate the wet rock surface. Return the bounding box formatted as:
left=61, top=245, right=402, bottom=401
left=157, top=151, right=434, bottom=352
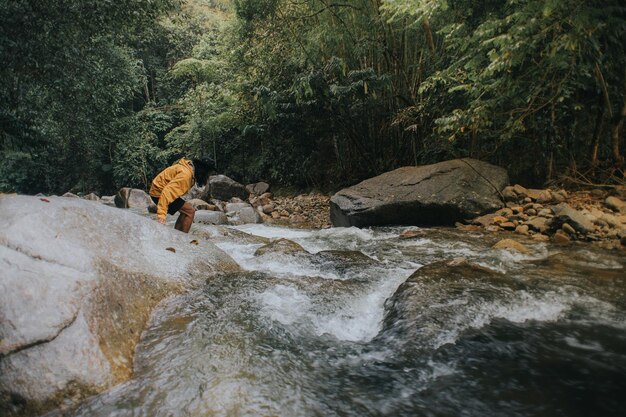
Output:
left=0, top=195, right=239, bottom=416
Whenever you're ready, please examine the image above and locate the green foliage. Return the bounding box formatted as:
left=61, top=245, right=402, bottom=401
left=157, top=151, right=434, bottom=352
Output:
left=2, top=0, right=624, bottom=194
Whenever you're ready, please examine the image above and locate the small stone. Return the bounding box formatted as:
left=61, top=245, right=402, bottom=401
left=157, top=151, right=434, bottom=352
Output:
left=262, top=203, right=275, bottom=214
left=523, top=197, right=532, bottom=204
left=448, top=257, right=468, bottom=266
left=605, top=196, right=626, bottom=213
left=538, top=208, right=553, bottom=218
left=254, top=238, right=306, bottom=256
left=554, top=189, right=568, bottom=199
left=515, top=225, right=530, bottom=235
left=526, top=216, right=551, bottom=233
left=500, top=222, right=516, bottom=230
left=591, top=189, right=605, bottom=198
left=486, top=225, right=501, bottom=232
left=492, top=215, right=509, bottom=224
left=502, top=186, right=517, bottom=202
left=553, top=230, right=571, bottom=244
left=82, top=193, right=100, bottom=201
left=594, top=219, right=609, bottom=228
left=492, top=238, right=530, bottom=254
left=456, top=224, right=483, bottom=232
left=495, top=208, right=514, bottom=217
left=511, top=206, right=524, bottom=214
left=512, top=184, right=529, bottom=197
left=290, top=214, right=306, bottom=223
left=531, top=234, right=550, bottom=242
left=472, top=213, right=497, bottom=227
left=509, top=214, right=528, bottom=222
left=561, top=223, right=576, bottom=236
left=526, top=208, right=537, bottom=216
left=400, top=230, right=424, bottom=239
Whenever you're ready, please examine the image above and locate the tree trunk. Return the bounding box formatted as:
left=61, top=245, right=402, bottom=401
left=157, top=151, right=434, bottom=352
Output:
left=422, top=19, right=435, bottom=53
left=611, top=92, right=626, bottom=164
left=590, top=97, right=605, bottom=167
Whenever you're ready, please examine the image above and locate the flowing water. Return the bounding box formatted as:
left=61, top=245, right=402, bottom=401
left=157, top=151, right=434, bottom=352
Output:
left=66, top=225, right=625, bottom=417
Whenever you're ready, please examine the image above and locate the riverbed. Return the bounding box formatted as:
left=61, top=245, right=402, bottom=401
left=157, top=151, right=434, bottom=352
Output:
left=62, top=224, right=626, bottom=417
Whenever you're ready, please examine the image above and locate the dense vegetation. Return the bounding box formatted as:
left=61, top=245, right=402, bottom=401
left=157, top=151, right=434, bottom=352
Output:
left=1, top=0, right=625, bottom=194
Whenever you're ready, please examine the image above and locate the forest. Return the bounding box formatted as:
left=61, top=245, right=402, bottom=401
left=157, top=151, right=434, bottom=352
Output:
left=1, top=0, right=625, bottom=194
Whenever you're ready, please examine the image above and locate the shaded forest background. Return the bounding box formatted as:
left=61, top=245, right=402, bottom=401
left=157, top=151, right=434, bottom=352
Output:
left=1, top=0, right=625, bottom=195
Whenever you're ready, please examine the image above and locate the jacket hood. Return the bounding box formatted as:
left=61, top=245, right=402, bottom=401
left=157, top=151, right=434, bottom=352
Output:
left=177, top=158, right=195, bottom=182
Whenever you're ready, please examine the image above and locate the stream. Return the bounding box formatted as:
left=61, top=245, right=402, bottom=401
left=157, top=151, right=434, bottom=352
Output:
left=63, top=224, right=626, bottom=417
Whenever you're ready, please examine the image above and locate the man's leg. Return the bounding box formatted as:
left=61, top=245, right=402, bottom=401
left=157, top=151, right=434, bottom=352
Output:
left=175, top=202, right=195, bottom=233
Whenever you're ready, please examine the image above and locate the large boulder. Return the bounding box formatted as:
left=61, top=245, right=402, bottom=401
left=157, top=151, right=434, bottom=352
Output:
left=114, top=187, right=156, bottom=211
left=0, top=195, right=239, bottom=416
left=203, top=175, right=249, bottom=202
left=246, top=182, right=270, bottom=196
left=225, top=202, right=262, bottom=225
left=330, top=159, right=509, bottom=227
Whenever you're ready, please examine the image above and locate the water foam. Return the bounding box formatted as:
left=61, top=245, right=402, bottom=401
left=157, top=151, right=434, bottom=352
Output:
left=432, top=290, right=571, bottom=348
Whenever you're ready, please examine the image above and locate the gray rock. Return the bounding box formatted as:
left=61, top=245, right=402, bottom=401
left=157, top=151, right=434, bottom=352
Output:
left=605, top=196, right=626, bottom=213
left=538, top=208, right=553, bottom=218
left=553, top=229, right=571, bottom=244
left=562, top=223, right=577, bottom=236
left=188, top=198, right=213, bottom=211
left=552, top=203, right=595, bottom=234
left=502, top=186, right=517, bottom=202
left=203, top=175, right=249, bottom=202
left=512, top=184, right=529, bottom=197
left=0, top=195, right=239, bottom=415
left=515, top=224, right=530, bottom=235
left=225, top=202, right=262, bottom=225
left=82, top=193, right=100, bottom=201
left=330, top=158, right=509, bottom=227
left=100, top=196, right=115, bottom=206
left=493, top=238, right=530, bottom=253
left=246, top=182, right=270, bottom=196
left=525, top=217, right=551, bottom=233
left=114, top=188, right=156, bottom=212
left=254, top=238, right=306, bottom=256
left=590, top=189, right=606, bottom=199
left=379, top=260, right=516, bottom=346
left=194, top=210, right=228, bottom=225
left=62, top=192, right=79, bottom=198
left=525, top=188, right=553, bottom=203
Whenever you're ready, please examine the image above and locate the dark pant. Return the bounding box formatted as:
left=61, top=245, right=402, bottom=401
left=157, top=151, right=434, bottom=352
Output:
left=151, top=196, right=185, bottom=215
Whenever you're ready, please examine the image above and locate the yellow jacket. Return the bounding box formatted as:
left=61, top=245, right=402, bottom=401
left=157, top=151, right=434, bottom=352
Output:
left=149, top=159, right=195, bottom=221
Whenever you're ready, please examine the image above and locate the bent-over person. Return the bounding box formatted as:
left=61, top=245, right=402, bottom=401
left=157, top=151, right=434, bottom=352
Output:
left=149, top=157, right=212, bottom=233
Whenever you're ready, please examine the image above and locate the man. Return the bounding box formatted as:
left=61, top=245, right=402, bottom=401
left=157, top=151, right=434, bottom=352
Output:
left=149, top=157, right=213, bottom=233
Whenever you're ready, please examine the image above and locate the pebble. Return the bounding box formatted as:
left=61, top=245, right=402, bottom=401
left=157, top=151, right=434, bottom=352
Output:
left=562, top=223, right=576, bottom=236
left=515, top=225, right=530, bottom=235
left=553, top=230, right=571, bottom=244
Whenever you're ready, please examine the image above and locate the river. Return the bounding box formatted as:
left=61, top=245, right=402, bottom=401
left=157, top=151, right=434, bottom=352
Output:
left=63, top=224, right=626, bottom=417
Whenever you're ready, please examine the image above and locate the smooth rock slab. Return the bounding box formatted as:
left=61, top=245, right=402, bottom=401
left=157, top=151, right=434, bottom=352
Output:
left=0, top=195, right=239, bottom=416
left=330, top=158, right=509, bottom=227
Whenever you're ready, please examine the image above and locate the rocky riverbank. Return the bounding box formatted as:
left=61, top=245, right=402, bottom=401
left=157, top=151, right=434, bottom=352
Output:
left=460, top=184, right=626, bottom=250
left=58, top=166, right=625, bottom=249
